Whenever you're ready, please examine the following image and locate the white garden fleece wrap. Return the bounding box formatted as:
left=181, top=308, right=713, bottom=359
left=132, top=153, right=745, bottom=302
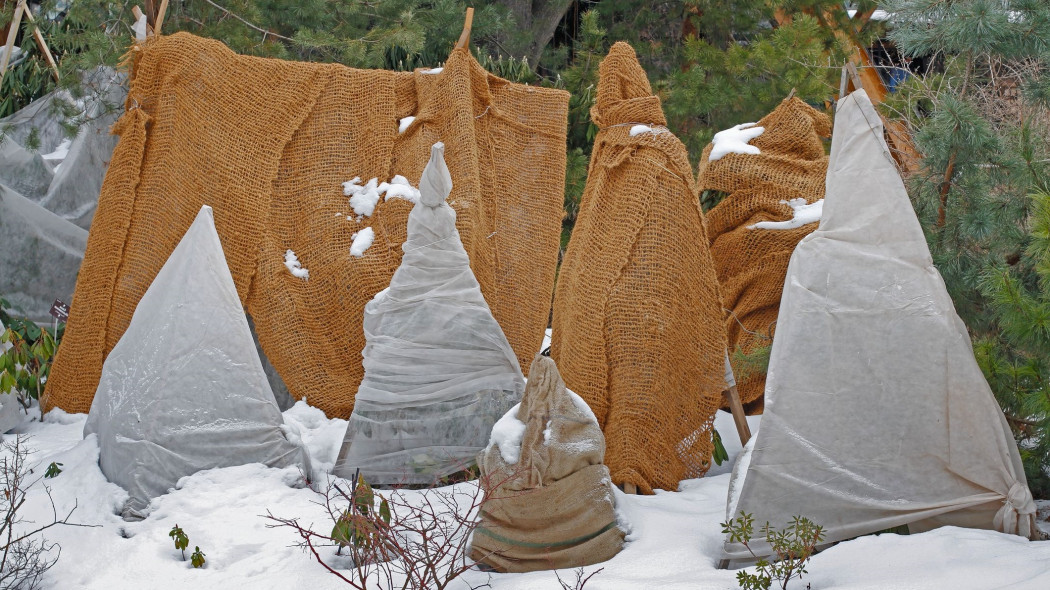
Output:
left=334, top=143, right=525, bottom=484
left=85, top=205, right=311, bottom=519
left=723, top=90, right=1038, bottom=560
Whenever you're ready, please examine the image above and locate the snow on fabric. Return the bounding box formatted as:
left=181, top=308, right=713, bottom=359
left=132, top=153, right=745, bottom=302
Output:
left=283, top=249, right=308, bottom=279
left=343, top=177, right=380, bottom=217
left=489, top=403, right=526, bottom=464
left=380, top=175, right=421, bottom=204
left=41, top=138, right=73, bottom=162
left=709, top=122, right=764, bottom=161
left=84, top=205, right=311, bottom=518
left=749, top=197, right=824, bottom=230
left=723, top=90, right=1038, bottom=560
left=334, top=143, right=524, bottom=484
left=349, top=227, right=374, bottom=257
left=472, top=353, right=624, bottom=572
left=420, top=67, right=444, bottom=74
left=398, top=116, right=416, bottom=133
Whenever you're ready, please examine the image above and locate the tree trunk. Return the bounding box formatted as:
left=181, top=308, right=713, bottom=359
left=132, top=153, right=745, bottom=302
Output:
left=495, top=0, right=574, bottom=66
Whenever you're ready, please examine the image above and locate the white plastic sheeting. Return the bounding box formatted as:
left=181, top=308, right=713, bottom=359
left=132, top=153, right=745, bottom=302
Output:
left=334, top=143, right=525, bottom=484
left=723, top=90, right=1038, bottom=560
left=85, top=206, right=310, bottom=519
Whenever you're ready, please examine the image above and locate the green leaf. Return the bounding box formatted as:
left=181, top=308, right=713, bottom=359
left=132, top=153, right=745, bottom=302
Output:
left=0, top=371, right=14, bottom=393
left=712, top=428, right=729, bottom=466
left=331, top=512, right=353, bottom=546
left=379, top=498, right=391, bottom=525
left=44, top=461, right=63, bottom=478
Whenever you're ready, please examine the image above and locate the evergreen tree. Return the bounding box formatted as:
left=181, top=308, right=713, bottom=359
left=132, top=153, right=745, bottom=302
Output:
left=666, top=1, right=870, bottom=160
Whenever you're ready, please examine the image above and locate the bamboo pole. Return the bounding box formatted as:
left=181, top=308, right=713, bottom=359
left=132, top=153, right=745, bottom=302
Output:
left=0, top=0, right=25, bottom=80
left=454, top=7, right=473, bottom=50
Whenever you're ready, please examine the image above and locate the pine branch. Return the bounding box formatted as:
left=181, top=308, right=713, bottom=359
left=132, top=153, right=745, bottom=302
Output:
left=201, top=0, right=293, bottom=42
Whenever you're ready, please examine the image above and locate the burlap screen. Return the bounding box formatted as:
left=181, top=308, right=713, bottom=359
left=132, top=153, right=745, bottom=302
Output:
left=550, top=43, right=727, bottom=495
left=700, top=97, right=831, bottom=413
left=42, top=33, right=568, bottom=419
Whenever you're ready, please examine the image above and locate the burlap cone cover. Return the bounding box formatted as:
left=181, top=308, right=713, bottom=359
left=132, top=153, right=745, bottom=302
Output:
left=471, top=353, right=624, bottom=573
left=551, top=42, right=727, bottom=494
left=43, top=33, right=568, bottom=419
left=700, top=98, right=831, bottom=413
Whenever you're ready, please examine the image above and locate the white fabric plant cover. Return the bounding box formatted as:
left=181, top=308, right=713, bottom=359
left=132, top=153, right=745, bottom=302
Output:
left=85, top=205, right=310, bottom=518
left=0, top=183, right=87, bottom=323
left=0, top=67, right=125, bottom=229
left=334, top=143, right=525, bottom=484
left=723, top=90, right=1038, bottom=560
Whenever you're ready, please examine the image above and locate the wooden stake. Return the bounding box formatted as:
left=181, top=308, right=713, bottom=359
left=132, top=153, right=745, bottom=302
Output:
left=846, top=61, right=863, bottom=92
left=723, top=385, right=752, bottom=446
left=154, top=0, right=169, bottom=35
left=454, top=7, right=473, bottom=50
left=623, top=482, right=637, bottom=495
left=0, top=0, right=25, bottom=80
left=20, top=1, right=59, bottom=81
left=785, top=87, right=797, bottom=101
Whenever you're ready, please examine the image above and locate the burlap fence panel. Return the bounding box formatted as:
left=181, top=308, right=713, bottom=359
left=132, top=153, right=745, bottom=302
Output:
left=471, top=354, right=623, bottom=572
left=550, top=42, right=727, bottom=495
left=700, top=98, right=831, bottom=413
left=43, top=33, right=567, bottom=418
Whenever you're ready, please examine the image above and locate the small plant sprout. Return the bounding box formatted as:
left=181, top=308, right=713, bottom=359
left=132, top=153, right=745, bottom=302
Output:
left=169, top=524, right=189, bottom=560
left=191, top=546, right=206, bottom=569
left=722, top=511, right=825, bottom=590
left=43, top=462, right=62, bottom=479
left=331, top=475, right=391, bottom=556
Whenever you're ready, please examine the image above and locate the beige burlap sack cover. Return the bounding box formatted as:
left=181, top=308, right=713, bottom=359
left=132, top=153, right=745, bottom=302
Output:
left=471, top=353, right=624, bottom=573
left=700, top=98, right=831, bottom=413
left=550, top=42, right=727, bottom=494
left=42, top=33, right=568, bottom=418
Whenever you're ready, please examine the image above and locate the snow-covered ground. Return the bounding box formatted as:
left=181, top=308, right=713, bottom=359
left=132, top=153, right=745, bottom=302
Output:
left=4, top=404, right=1048, bottom=589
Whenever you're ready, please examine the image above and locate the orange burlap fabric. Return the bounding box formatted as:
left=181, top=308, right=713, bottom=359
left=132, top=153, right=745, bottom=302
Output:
left=550, top=43, right=727, bottom=495
left=43, top=33, right=568, bottom=419
left=700, top=98, right=831, bottom=413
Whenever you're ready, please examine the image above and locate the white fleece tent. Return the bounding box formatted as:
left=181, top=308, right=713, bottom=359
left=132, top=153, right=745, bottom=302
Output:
left=723, top=90, right=1038, bottom=560
left=85, top=205, right=311, bottom=519
left=334, top=143, right=525, bottom=485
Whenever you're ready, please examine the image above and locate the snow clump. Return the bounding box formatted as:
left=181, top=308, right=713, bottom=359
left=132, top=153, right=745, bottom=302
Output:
left=750, top=198, right=824, bottom=230
left=350, top=227, right=375, bottom=258
left=489, top=403, right=526, bottom=464
left=379, top=175, right=421, bottom=204
left=283, top=249, right=309, bottom=280
left=343, top=177, right=381, bottom=218
left=709, top=122, right=764, bottom=161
